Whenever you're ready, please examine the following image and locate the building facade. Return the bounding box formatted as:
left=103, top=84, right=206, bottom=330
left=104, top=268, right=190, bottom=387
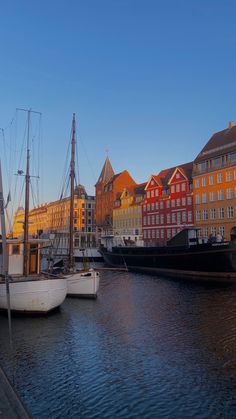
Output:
left=113, top=183, right=146, bottom=244
left=193, top=122, right=236, bottom=241
left=12, top=185, right=96, bottom=247
left=142, top=163, right=194, bottom=244
left=95, top=158, right=136, bottom=232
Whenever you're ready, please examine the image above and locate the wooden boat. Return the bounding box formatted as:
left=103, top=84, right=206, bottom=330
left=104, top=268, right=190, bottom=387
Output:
left=0, top=109, right=67, bottom=314
left=100, top=228, right=236, bottom=283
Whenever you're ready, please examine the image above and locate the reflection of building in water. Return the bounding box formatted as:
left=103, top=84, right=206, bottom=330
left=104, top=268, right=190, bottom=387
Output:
left=12, top=185, right=97, bottom=248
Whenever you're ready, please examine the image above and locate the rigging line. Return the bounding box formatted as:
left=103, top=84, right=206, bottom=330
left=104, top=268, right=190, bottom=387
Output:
left=58, top=140, right=71, bottom=200
left=75, top=140, right=80, bottom=186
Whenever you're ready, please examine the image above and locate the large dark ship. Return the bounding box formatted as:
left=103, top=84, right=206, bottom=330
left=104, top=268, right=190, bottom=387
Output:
left=100, top=228, right=236, bottom=283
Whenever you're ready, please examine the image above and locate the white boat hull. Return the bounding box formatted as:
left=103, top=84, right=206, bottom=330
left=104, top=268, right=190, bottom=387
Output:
left=65, top=269, right=100, bottom=298
left=0, top=278, right=67, bottom=313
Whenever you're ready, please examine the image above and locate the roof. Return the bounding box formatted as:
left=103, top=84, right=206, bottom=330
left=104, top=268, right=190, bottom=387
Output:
left=158, top=162, right=193, bottom=186
left=95, top=157, right=114, bottom=186
left=194, top=125, right=236, bottom=163
left=134, top=182, right=146, bottom=195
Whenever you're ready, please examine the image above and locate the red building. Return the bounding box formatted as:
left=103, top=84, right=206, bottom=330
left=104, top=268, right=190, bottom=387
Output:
left=142, top=162, right=194, bottom=244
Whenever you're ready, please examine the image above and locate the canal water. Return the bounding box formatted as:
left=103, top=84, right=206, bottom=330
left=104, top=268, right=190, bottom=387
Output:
left=0, top=271, right=235, bottom=418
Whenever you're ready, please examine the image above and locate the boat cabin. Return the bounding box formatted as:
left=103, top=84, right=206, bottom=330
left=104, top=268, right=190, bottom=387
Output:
left=0, top=238, right=46, bottom=276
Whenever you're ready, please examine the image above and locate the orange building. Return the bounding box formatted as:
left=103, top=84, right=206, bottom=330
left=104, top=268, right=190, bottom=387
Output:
left=193, top=122, right=236, bottom=241
left=95, top=158, right=136, bottom=231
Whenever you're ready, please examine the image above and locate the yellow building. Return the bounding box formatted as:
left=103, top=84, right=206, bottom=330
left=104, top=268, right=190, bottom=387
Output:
left=193, top=122, right=236, bottom=241
left=113, top=183, right=146, bottom=244
left=12, top=185, right=96, bottom=247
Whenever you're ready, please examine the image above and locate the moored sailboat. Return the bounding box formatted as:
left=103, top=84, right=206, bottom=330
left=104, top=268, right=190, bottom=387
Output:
left=49, top=113, right=100, bottom=298
left=0, top=109, right=67, bottom=313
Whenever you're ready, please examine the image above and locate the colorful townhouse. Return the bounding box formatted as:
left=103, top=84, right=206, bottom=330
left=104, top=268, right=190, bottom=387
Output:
left=113, top=183, right=146, bottom=244
left=95, top=157, right=136, bottom=232
left=142, top=162, right=194, bottom=244
left=193, top=122, right=236, bottom=241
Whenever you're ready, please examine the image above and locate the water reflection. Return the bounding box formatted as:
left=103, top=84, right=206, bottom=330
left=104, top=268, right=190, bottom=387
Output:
left=0, top=272, right=235, bottom=418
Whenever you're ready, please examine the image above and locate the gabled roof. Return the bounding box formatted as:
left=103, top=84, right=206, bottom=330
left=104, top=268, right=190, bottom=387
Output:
left=134, top=182, right=146, bottom=195
left=145, top=175, right=162, bottom=190
left=159, top=162, right=193, bottom=186
left=194, top=125, right=236, bottom=163
left=95, top=157, right=114, bottom=186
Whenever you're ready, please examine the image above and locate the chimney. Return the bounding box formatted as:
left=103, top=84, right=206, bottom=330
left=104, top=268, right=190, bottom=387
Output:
left=229, top=121, right=234, bottom=129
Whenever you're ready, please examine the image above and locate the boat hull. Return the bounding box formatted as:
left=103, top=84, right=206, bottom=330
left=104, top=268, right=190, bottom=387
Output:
left=100, top=242, right=236, bottom=283
left=65, top=270, right=100, bottom=298
left=0, top=278, right=67, bottom=313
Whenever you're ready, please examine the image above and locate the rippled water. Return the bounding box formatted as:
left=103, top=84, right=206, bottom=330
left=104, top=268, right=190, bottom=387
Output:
left=0, top=272, right=236, bottom=418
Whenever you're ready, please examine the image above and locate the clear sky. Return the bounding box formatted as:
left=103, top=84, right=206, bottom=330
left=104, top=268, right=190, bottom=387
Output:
left=1, top=0, right=236, bottom=206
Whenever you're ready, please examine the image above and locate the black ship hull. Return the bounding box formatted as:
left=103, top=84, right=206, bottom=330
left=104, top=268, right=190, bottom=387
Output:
left=100, top=242, right=236, bottom=283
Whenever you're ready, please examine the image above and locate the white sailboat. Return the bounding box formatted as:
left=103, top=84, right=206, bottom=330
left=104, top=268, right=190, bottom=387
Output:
left=0, top=109, right=67, bottom=314
left=61, top=113, right=100, bottom=298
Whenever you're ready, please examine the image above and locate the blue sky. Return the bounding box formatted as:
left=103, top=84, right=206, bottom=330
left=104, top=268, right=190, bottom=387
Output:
left=1, top=0, right=236, bottom=207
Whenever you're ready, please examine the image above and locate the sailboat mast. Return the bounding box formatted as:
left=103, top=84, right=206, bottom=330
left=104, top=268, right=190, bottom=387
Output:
left=23, top=110, right=30, bottom=276
left=69, top=113, right=76, bottom=269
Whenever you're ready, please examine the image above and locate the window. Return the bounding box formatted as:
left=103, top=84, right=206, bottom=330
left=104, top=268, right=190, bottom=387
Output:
left=152, top=229, right=155, bottom=238
left=156, top=229, right=160, bottom=238
left=147, top=204, right=150, bottom=211
left=210, top=208, right=216, bottom=219
left=167, top=229, right=171, bottom=239
left=147, top=216, right=150, bottom=225
left=151, top=203, right=155, bottom=211
left=148, top=230, right=151, bottom=239
left=177, top=212, right=181, bottom=224
left=161, top=229, right=164, bottom=238
left=195, top=194, right=201, bottom=204
left=172, top=228, right=176, bottom=236
left=155, top=202, right=159, bottom=210
left=143, top=204, right=146, bottom=212
left=160, top=214, right=164, bottom=224
left=196, top=210, right=201, bottom=221
left=143, top=216, right=146, bottom=225
left=167, top=213, right=171, bottom=223
left=211, top=226, right=217, bottom=236
left=151, top=190, right=154, bottom=197
left=155, top=189, right=159, bottom=196
left=156, top=214, right=159, bottom=224
left=209, top=191, right=215, bottom=202
left=218, top=208, right=224, bottom=219
left=166, top=200, right=170, bottom=208
left=202, top=193, right=207, bottom=203
left=227, top=206, right=234, bottom=218
left=176, top=184, right=180, bottom=192
left=226, top=172, right=233, bottom=181
left=219, top=226, right=225, bottom=237
left=217, top=173, right=223, bottom=183
left=226, top=188, right=233, bottom=199
left=202, top=209, right=208, bottom=220
left=188, top=211, right=193, bottom=222
left=152, top=215, right=155, bottom=225
left=171, top=185, right=175, bottom=193
left=147, top=191, right=150, bottom=198
left=182, top=211, right=186, bottom=222
left=172, top=213, right=176, bottom=223
left=187, top=197, right=192, bottom=205
left=181, top=183, right=186, bottom=191
left=160, top=201, right=164, bottom=209
left=209, top=175, right=214, bottom=185
left=171, top=200, right=175, bottom=208
left=151, top=180, right=154, bottom=185
left=202, top=177, right=207, bottom=187
left=144, top=230, right=147, bottom=239
left=195, top=179, right=200, bottom=188
left=218, top=190, right=224, bottom=200
left=182, top=197, right=186, bottom=206
left=176, top=173, right=180, bottom=179
left=12, top=245, right=20, bottom=255
left=177, top=198, right=181, bottom=207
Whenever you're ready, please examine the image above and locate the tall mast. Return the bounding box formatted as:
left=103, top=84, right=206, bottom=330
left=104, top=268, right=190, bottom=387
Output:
left=17, top=108, right=41, bottom=276
left=69, top=113, right=76, bottom=269
left=23, top=110, right=30, bottom=276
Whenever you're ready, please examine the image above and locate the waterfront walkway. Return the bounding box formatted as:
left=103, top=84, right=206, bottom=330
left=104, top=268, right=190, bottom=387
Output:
left=0, top=366, right=30, bottom=418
